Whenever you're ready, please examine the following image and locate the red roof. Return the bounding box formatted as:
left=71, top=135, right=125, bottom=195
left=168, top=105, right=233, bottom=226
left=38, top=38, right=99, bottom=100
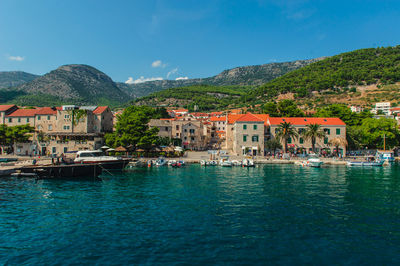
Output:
left=210, top=116, right=226, bottom=122
left=173, top=109, right=188, bottom=113
left=227, top=114, right=244, bottom=124
left=268, top=117, right=346, bottom=126
left=35, top=107, right=57, bottom=115
left=0, top=105, right=16, bottom=112
left=93, top=106, right=108, bottom=114
left=7, top=109, right=38, bottom=117
left=236, top=113, right=264, bottom=122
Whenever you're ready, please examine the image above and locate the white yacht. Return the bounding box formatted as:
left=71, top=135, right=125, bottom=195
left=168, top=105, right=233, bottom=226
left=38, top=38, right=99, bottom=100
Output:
left=74, top=150, right=129, bottom=169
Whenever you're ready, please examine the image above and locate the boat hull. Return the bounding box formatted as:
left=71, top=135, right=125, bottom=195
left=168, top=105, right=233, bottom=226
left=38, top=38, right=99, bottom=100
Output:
left=76, top=159, right=130, bottom=170
left=19, top=164, right=103, bottom=179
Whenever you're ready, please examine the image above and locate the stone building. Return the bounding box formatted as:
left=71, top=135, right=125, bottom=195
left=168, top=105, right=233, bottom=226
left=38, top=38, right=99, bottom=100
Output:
left=0, top=105, right=113, bottom=155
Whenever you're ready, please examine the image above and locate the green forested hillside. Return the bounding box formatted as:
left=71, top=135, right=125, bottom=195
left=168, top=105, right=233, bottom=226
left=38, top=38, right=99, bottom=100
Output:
left=135, top=85, right=250, bottom=111
left=247, top=46, right=400, bottom=103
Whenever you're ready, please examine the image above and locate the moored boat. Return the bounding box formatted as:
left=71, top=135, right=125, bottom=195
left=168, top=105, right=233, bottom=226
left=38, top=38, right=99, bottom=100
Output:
left=306, top=155, right=324, bottom=168
left=155, top=157, right=167, bottom=166
left=242, top=158, right=255, bottom=167
left=18, top=163, right=103, bottom=179
left=74, top=150, right=129, bottom=170
left=347, top=161, right=384, bottom=167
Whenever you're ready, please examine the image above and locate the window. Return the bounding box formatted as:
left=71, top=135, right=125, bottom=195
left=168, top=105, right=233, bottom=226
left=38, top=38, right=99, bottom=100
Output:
left=8, top=118, right=12, bottom=123
left=64, top=114, right=70, bottom=119
left=63, top=125, right=70, bottom=130
left=26, top=118, right=30, bottom=123
left=47, top=116, right=51, bottom=120
left=324, top=128, right=330, bottom=135
left=298, top=128, right=304, bottom=134
left=336, top=128, right=341, bottom=135
left=324, top=137, right=328, bottom=144
left=243, top=124, right=247, bottom=130
left=253, top=125, right=257, bottom=130
left=252, top=135, right=259, bottom=142
left=165, top=127, right=168, bottom=131
left=275, top=128, right=279, bottom=134
left=300, top=137, right=304, bottom=144
left=52, top=147, right=56, bottom=153
left=184, top=129, right=187, bottom=132
left=37, top=125, right=42, bottom=130
left=184, top=137, right=187, bottom=140
left=64, top=147, right=68, bottom=153
left=191, top=137, right=194, bottom=141
left=18, top=118, right=21, bottom=123
left=48, top=125, right=52, bottom=130
left=189, top=129, right=195, bottom=134
left=288, top=137, right=292, bottom=144
left=243, top=135, right=247, bottom=142
left=37, top=116, right=41, bottom=120
left=176, top=125, right=179, bottom=130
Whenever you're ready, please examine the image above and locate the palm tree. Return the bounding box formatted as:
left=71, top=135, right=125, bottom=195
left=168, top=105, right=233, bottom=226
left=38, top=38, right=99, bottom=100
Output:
left=275, top=122, right=298, bottom=153
left=302, top=123, right=326, bottom=153
left=329, top=137, right=348, bottom=157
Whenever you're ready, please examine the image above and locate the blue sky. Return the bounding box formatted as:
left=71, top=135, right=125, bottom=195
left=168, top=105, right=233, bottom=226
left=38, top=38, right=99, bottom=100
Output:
left=1, top=0, right=399, bottom=83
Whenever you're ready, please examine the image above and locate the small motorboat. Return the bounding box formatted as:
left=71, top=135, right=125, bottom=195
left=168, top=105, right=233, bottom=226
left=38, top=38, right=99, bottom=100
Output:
left=205, top=160, right=218, bottom=166
left=231, top=160, right=242, bottom=166
left=219, top=156, right=233, bottom=167
left=155, top=157, right=167, bottom=167
left=200, top=160, right=207, bottom=166
left=242, top=158, right=255, bottom=167
left=347, top=160, right=384, bottom=167
left=306, top=155, right=323, bottom=168
left=168, top=160, right=177, bottom=166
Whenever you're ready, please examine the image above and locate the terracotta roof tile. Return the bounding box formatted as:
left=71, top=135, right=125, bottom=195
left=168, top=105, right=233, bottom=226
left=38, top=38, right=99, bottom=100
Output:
left=93, top=106, right=108, bottom=114
left=0, top=105, right=16, bottom=112
left=35, top=107, right=57, bottom=115
left=236, top=113, right=264, bottom=122
left=210, top=116, right=226, bottom=122
left=7, top=109, right=38, bottom=117
left=268, top=117, right=346, bottom=126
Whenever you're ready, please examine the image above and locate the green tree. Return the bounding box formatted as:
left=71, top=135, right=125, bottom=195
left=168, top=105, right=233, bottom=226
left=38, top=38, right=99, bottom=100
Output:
left=302, top=123, right=326, bottom=153
left=358, top=118, right=400, bottom=149
left=265, top=138, right=282, bottom=155
left=262, top=102, right=279, bottom=117
left=105, top=106, right=160, bottom=150
left=275, top=122, right=299, bottom=153
left=277, top=100, right=304, bottom=117
left=5, top=125, right=35, bottom=153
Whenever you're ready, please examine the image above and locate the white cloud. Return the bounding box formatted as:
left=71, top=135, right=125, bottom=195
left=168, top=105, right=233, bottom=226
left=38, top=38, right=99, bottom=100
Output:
left=176, top=77, right=189, bottom=80
left=151, top=60, right=166, bottom=68
left=167, top=68, right=178, bottom=78
left=125, top=76, right=163, bottom=84
left=8, top=55, right=24, bottom=61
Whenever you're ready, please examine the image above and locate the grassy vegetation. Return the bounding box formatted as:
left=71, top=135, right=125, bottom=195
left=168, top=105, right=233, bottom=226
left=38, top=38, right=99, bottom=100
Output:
left=135, top=85, right=251, bottom=111
left=245, top=46, right=400, bottom=104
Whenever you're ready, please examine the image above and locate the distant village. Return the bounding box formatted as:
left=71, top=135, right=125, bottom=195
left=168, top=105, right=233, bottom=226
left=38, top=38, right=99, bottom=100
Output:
left=0, top=101, right=399, bottom=157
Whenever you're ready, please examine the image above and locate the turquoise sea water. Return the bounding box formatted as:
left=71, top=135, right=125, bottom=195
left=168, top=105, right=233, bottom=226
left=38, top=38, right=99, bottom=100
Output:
left=1, top=164, right=400, bottom=265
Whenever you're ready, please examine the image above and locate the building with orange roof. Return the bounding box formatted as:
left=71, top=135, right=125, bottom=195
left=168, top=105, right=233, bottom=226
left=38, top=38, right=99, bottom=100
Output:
left=1, top=105, right=113, bottom=155
left=267, top=117, right=347, bottom=155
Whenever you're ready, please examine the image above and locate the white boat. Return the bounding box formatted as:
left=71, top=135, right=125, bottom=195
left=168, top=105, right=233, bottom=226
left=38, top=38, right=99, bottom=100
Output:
left=242, top=158, right=255, bottom=167
left=207, top=160, right=218, bottom=166
left=200, top=160, right=207, bottom=166
left=220, top=160, right=233, bottom=167
left=299, top=154, right=323, bottom=168
left=347, top=161, right=384, bottom=167
left=376, top=150, right=395, bottom=163
left=74, top=150, right=129, bottom=170
left=168, top=160, right=177, bottom=166
left=155, top=157, right=167, bottom=166
left=231, top=160, right=242, bottom=166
